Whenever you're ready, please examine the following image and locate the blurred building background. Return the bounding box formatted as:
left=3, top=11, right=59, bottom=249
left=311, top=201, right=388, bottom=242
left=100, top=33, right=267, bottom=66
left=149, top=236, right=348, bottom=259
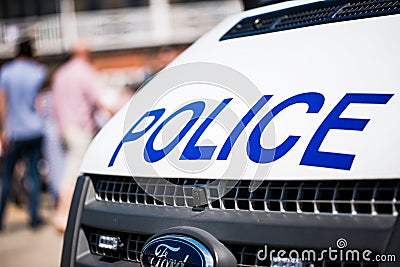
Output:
left=0, top=0, right=241, bottom=55
left=1, top=0, right=242, bottom=108
left=0, top=0, right=241, bottom=58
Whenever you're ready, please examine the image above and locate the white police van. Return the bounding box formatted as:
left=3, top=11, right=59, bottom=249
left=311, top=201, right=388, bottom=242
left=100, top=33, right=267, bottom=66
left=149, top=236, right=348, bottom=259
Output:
left=61, top=0, right=400, bottom=266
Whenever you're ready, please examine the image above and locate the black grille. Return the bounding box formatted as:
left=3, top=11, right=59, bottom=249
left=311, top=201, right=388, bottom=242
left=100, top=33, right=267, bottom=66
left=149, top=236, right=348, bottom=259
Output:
left=225, top=243, right=379, bottom=267
left=274, top=6, right=340, bottom=29
left=221, top=0, right=400, bottom=40
left=334, top=1, right=400, bottom=18
left=92, top=176, right=400, bottom=216
left=84, top=227, right=378, bottom=267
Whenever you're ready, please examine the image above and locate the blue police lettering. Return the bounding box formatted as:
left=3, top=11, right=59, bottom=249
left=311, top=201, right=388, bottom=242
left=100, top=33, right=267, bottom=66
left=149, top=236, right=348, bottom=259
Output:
left=144, top=101, right=205, bottom=163
left=217, top=95, right=272, bottom=160
left=300, top=93, right=393, bottom=170
left=247, top=92, right=324, bottom=163
left=181, top=98, right=232, bottom=160
left=108, top=109, right=165, bottom=167
left=108, top=92, right=393, bottom=170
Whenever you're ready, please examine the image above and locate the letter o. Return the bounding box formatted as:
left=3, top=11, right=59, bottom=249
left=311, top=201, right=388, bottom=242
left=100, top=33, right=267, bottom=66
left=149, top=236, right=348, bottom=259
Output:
left=144, top=101, right=205, bottom=162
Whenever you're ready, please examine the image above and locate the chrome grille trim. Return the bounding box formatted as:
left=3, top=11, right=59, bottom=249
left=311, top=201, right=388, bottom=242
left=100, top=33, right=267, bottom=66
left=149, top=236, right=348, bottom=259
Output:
left=92, top=176, right=400, bottom=216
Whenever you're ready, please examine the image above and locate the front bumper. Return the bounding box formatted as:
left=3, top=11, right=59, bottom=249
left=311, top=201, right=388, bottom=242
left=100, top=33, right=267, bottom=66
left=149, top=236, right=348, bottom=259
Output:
left=61, top=176, right=400, bottom=267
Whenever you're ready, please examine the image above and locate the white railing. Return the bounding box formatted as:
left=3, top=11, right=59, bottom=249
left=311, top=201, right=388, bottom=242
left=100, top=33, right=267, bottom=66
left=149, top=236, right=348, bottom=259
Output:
left=0, top=1, right=241, bottom=58
left=77, top=7, right=154, bottom=51
left=0, top=15, right=64, bottom=58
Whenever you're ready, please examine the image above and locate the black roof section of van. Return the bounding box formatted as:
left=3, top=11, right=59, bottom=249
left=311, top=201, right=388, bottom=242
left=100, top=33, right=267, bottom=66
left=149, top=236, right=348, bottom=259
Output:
left=222, top=0, right=400, bottom=41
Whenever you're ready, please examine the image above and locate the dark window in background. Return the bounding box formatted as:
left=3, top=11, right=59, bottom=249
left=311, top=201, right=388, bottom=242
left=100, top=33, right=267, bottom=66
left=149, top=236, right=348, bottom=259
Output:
left=38, top=0, right=59, bottom=15
left=169, top=0, right=224, bottom=3
left=4, top=0, right=24, bottom=18
left=0, top=0, right=59, bottom=19
left=22, top=0, right=39, bottom=17
left=74, top=0, right=149, bottom=12
left=243, top=0, right=286, bottom=10
left=0, top=1, right=7, bottom=19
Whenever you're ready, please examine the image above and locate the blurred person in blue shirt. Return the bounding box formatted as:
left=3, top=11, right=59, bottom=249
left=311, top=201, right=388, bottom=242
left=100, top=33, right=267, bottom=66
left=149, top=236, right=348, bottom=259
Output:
left=0, top=39, right=47, bottom=230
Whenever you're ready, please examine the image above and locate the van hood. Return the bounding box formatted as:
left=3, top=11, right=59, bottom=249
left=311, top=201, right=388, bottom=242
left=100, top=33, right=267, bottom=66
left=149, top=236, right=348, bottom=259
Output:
left=81, top=3, right=400, bottom=181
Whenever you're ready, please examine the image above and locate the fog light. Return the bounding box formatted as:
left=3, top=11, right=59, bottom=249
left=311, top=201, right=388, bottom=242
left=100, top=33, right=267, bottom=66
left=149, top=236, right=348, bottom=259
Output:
left=98, top=235, right=122, bottom=251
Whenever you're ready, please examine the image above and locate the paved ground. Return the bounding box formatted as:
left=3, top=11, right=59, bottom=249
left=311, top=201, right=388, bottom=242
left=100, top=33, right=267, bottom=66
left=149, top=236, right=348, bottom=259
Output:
left=0, top=199, right=63, bottom=267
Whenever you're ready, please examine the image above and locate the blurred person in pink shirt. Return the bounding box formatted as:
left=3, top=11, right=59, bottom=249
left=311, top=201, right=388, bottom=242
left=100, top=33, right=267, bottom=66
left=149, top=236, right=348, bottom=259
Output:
left=52, top=39, right=104, bottom=232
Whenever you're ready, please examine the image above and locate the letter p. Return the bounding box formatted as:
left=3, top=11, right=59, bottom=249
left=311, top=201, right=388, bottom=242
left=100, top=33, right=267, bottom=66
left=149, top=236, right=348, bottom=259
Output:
left=108, top=109, right=165, bottom=167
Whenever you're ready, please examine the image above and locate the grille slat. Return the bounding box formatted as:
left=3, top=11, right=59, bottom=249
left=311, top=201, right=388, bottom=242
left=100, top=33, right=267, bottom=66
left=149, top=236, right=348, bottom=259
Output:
left=220, top=0, right=400, bottom=41
left=92, top=176, right=400, bottom=216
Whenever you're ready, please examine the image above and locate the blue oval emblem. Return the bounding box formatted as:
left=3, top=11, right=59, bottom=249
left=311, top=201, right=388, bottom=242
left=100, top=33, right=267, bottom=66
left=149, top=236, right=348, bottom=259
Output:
left=141, top=234, right=214, bottom=267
